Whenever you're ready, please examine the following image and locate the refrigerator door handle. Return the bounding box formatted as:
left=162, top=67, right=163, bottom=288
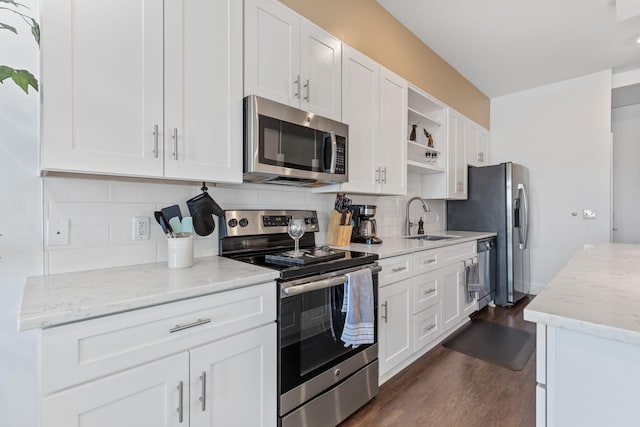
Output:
left=518, top=183, right=529, bottom=250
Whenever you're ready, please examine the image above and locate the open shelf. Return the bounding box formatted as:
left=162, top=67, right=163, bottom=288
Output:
left=407, top=160, right=445, bottom=174
left=407, top=140, right=440, bottom=154
left=408, top=107, right=441, bottom=129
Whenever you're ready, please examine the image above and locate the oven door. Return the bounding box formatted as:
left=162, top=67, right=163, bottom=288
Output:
left=279, top=263, right=380, bottom=416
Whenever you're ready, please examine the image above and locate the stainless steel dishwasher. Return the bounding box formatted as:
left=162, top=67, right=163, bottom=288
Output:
left=476, top=237, right=497, bottom=309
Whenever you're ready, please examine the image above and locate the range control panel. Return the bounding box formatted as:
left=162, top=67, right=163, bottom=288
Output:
left=220, top=210, right=320, bottom=237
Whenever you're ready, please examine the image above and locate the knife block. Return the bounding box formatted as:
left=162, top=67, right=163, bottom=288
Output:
left=326, top=211, right=352, bottom=246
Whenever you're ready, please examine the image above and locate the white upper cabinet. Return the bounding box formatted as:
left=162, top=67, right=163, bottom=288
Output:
left=377, top=68, right=408, bottom=195
left=466, top=121, right=490, bottom=167
left=163, top=0, right=243, bottom=182
left=315, top=45, right=407, bottom=196
left=448, top=109, right=468, bottom=199
left=41, top=0, right=242, bottom=183
left=244, top=0, right=342, bottom=121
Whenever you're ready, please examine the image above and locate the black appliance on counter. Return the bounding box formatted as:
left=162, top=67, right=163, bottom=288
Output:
left=219, top=209, right=379, bottom=427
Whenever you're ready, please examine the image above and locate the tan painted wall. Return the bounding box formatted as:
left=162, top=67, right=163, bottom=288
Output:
left=279, top=0, right=490, bottom=129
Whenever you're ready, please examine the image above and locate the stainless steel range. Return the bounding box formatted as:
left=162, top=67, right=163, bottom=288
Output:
left=219, top=209, right=380, bottom=427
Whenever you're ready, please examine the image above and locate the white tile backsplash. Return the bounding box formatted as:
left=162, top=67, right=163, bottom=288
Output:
left=43, top=173, right=445, bottom=274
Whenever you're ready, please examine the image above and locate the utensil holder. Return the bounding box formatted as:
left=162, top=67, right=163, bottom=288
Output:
left=326, top=211, right=353, bottom=246
left=168, top=236, right=194, bottom=269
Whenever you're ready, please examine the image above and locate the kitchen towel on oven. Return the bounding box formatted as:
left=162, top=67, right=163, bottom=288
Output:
left=341, top=268, right=375, bottom=347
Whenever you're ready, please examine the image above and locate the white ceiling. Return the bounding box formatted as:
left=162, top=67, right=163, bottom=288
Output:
left=377, top=0, right=640, bottom=98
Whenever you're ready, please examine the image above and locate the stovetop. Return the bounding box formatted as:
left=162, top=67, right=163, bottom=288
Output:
left=228, top=246, right=377, bottom=281
left=219, top=209, right=378, bottom=281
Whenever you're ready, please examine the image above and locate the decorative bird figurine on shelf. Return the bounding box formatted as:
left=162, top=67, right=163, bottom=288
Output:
left=423, top=128, right=434, bottom=148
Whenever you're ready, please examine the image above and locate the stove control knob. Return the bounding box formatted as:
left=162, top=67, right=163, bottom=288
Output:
left=305, top=217, right=318, bottom=225
left=227, top=218, right=238, bottom=228
left=239, top=218, right=249, bottom=227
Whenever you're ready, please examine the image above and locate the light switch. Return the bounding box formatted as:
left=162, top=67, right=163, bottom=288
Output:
left=583, top=209, right=596, bottom=219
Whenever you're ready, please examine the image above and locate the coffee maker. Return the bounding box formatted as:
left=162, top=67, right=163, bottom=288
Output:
left=350, top=204, right=382, bottom=244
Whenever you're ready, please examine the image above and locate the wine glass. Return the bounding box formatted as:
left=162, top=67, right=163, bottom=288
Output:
left=287, top=219, right=305, bottom=257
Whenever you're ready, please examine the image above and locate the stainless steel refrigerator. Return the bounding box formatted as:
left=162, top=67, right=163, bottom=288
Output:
left=447, top=162, right=530, bottom=306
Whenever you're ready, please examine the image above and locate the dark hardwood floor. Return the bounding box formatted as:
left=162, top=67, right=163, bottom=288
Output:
left=341, top=296, right=536, bottom=427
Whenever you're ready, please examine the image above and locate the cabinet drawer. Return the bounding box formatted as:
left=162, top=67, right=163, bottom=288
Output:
left=413, top=270, right=442, bottom=314
left=378, top=255, right=413, bottom=287
left=41, top=282, right=276, bottom=395
left=441, top=242, right=476, bottom=265
left=414, top=303, right=441, bottom=352
left=414, top=249, right=441, bottom=274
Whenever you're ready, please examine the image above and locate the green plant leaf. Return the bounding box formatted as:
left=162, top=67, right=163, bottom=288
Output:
left=10, top=69, right=38, bottom=93
left=0, top=65, right=15, bottom=83
left=0, top=22, right=17, bottom=34
left=30, top=18, right=39, bottom=44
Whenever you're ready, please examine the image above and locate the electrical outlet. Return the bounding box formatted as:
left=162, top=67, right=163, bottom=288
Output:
left=132, top=216, right=150, bottom=240
left=583, top=209, right=597, bottom=219
left=47, top=219, right=70, bottom=246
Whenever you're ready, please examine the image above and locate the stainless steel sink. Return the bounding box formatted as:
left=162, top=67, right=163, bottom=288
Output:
left=404, top=234, right=456, bottom=241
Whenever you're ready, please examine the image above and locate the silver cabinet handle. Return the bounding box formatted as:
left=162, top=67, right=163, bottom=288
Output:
left=153, top=124, right=159, bottom=158
left=424, top=258, right=436, bottom=264
left=294, top=75, right=301, bottom=99
left=375, top=167, right=381, bottom=183
left=303, top=79, right=310, bottom=101
left=177, top=381, right=184, bottom=423
left=382, top=167, right=387, bottom=184
left=381, top=301, right=388, bottom=323
left=172, top=128, right=178, bottom=160
left=199, top=371, right=206, bottom=412
left=424, top=288, right=436, bottom=295
left=426, top=324, right=436, bottom=331
left=169, top=318, right=211, bottom=333
left=391, top=266, right=407, bottom=272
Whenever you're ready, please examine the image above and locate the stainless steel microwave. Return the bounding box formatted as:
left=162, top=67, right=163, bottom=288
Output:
left=243, top=95, right=348, bottom=186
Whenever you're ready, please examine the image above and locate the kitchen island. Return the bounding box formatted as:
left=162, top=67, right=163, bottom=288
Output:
left=524, top=243, right=640, bottom=427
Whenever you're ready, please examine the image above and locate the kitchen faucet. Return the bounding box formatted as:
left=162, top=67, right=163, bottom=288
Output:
left=405, top=197, right=430, bottom=235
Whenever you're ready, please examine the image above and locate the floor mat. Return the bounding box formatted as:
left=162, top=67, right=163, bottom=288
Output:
left=442, top=319, right=535, bottom=371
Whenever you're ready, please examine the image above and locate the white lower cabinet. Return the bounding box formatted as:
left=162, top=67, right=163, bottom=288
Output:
left=39, top=283, right=277, bottom=427
left=42, top=352, right=190, bottom=427
left=378, top=278, right=413, bottom=375
left=442, top=263, right=463, bottom=333
left=378, top=242, right=478, bottom=382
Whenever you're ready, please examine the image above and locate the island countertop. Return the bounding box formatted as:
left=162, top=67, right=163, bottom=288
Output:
left=19, top=256, right=279, bottom=331
left=524, top=243, right=640, bottom=345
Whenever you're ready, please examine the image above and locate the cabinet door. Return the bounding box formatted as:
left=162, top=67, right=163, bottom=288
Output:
left=377, top=67, right=408, bottom=196
left=42, top=352, right=188, bottom=427
left=299, top=22, right=342, bottom=121
left=378, top=278, right=413, bottom=376
left=190, top=323, right=277, bottom=427
left=164, top=0, right=242, bottom=183
left=447, top=110, right=467, bottom=199
left=465, top=123, right=480, bottom=166
left=442, top=263, right=463, bottom=333
left=244, top=0, right=300, bottom=107
left=338, top=46, right=380, bottom=194
left=41, top=0, right=164, bottom=177
left=477, top=128, right=490, bottom=166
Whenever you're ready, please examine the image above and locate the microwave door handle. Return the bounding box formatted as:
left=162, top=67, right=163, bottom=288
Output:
left=329, top=131, right=337, bottom=174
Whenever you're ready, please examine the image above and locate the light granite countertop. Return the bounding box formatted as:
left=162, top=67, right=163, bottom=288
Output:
left=19, top=256, right=279, bottom=331
left=524, top=243, right=640, bottom=345
left=331, top=230, right=497, bottom=259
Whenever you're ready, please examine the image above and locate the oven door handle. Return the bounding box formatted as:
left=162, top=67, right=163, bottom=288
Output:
left=281, top=264, right=382, bottom=297
left=282, top=276, right=347, bottom=297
